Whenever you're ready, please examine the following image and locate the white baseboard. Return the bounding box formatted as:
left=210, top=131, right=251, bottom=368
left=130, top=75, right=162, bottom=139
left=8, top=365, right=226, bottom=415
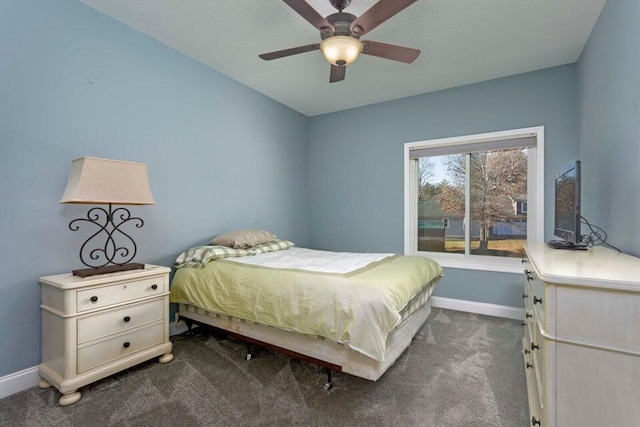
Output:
left=1, top=321, right=188, bottom=400
left=430, top=296, right=524, bottom=321
left=0, top=366, right=40, bottom=400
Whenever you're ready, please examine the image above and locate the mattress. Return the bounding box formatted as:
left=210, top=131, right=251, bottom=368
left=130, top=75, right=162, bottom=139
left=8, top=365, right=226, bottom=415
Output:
left=170, top=247, right=443, bottom=361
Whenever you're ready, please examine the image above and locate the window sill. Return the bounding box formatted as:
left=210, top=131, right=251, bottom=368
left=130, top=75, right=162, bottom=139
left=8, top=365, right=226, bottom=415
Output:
left=411, top=251, right=526, bottom=274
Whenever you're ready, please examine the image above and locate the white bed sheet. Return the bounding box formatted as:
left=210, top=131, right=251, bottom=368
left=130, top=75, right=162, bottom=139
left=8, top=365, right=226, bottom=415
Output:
left=225, top=247, right=394, bottom=274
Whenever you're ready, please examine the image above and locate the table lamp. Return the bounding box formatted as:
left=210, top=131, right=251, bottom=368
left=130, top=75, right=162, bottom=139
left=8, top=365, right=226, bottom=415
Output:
left=59, top=157, right=155, bottom=277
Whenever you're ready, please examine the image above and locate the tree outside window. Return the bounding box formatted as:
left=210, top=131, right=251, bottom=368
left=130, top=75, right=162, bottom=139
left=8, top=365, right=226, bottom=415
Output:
left=417, top=148, right=528, bottom=258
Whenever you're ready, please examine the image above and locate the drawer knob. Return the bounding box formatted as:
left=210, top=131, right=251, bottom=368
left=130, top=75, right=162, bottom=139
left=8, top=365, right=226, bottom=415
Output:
left=533, top=296, right=543, bottom=305
left=525, top=270, right=533, bottom=281
left=524, top=349, right=530, bottom=355
left=531, top=342, right=540, bottom=351
left=526, top=362, right=533, bottom=369
left=525, top=312, right=533, bottom=319
left=522, top=293, right=528, bottom=299
left=90, top=296, right=98, bottom=303
left=521, top=322, right=526, bottom=327
left=521, top=258, right=527, bottom=264
left=123, top=342, right=130, bottom=348
left=151, top=284, right=158, bottom=290
left=123, top=316, right=131, bottom=323
left=531, top=416, right=541, bottom=426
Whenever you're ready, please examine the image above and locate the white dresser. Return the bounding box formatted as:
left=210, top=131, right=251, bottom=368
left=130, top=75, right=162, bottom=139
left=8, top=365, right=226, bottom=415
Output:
left=523, top=242, right=640, bottom=426
left=38, top=265, right=173, bottom=406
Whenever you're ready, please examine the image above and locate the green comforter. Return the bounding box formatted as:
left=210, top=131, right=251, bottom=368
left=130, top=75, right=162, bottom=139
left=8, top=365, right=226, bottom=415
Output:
left=170, top=252, right=442, bottom=361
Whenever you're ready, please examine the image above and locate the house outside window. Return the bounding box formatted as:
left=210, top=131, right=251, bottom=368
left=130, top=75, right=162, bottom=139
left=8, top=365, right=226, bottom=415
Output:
left=404, top=127, right=544, bottom=273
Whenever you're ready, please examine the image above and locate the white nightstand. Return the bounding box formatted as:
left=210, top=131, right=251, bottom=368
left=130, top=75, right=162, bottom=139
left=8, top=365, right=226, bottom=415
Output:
left=38, top=264, right=173, bottom=406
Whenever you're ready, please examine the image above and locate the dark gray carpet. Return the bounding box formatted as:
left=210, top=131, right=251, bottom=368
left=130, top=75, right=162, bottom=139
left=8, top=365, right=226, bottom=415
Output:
left=0, top=309, right=528, bottom=426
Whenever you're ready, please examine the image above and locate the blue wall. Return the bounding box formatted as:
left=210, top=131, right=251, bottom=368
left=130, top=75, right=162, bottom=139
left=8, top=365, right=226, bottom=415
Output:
left=577, top=0, right=640, bottom=257
left=3, top=0, right=633, bottom=381
left=0, top=0, right=309, bottom=377
left=308, top=65, right=579, bottom=307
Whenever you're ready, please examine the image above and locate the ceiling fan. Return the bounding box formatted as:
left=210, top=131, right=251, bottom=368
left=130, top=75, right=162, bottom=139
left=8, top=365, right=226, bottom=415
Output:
left=259, top=0, right=421, bottom=83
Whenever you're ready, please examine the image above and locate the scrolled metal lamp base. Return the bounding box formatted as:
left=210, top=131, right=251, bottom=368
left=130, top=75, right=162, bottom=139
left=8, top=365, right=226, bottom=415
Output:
left=69, top=204, right=146, bottom=277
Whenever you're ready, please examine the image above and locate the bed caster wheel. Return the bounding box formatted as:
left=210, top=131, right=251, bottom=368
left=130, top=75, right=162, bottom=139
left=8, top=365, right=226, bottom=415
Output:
left=323, top=368, right=333, bottom=391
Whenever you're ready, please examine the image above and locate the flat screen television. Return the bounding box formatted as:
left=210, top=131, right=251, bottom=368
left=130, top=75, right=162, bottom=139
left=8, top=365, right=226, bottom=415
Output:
left=550, top=160, right=584, bottom=248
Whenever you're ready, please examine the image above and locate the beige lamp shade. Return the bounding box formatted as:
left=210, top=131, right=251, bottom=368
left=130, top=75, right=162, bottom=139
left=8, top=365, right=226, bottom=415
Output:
left=60, top=157, right=156, bottom=205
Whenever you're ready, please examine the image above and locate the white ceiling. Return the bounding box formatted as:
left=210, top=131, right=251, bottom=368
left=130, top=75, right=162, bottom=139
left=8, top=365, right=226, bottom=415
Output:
left=78, top=0, right=606, bottom=117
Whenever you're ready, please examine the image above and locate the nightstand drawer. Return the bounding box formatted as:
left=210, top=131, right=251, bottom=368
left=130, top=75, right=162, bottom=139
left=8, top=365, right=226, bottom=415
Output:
left=77, top=299, right=164, bottom=344
left=77, top=323, right=165, bottom=373
left=77, top=277, right=163, bottom=312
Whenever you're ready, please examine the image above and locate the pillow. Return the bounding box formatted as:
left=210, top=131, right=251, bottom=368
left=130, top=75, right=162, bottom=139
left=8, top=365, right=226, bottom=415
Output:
left=248, top=239, right=295, bottom=255
left=174, top=246, right=250, bottom=269
left=208, top=229, right=276, bottom=249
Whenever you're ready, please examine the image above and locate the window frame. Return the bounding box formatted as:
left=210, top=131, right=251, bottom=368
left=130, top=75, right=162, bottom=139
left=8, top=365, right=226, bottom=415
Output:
left=404, top=126, right=544, bottom=274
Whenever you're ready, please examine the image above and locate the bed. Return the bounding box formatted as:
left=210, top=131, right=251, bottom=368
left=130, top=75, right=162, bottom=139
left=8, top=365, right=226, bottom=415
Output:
left=169, top=237, right=443, bottom=386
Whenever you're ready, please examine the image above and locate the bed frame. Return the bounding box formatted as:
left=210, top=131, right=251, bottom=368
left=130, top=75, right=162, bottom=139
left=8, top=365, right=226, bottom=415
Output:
left=177, top=299, right=432, bottom=389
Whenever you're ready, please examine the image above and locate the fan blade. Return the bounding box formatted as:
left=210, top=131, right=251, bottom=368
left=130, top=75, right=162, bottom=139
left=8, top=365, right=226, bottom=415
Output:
left=259, top=43, right=320, bottom=61
left=329, top=64, right=346, bottom=83
left=361, top=40, right=420, bottom=63
left=350, top=0, right=417, bottom=36
left=283, top=0, right=334, bottom=33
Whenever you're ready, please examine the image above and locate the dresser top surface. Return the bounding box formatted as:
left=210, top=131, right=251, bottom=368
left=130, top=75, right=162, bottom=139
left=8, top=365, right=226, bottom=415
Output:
left=39, top=264, right=170, bottom=288
left=525, top=242, right=640, bottom=290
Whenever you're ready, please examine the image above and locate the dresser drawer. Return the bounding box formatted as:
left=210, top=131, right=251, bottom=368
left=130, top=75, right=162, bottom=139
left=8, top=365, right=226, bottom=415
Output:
left=524, top=280, right=545, bottom=415
left=530, top=320, right=545, bottom=408
left=528, top=364, right=543, bottom=427
left=77, top=276, right=164, bottom=312
left=523, top=285, right=535, bottom=348
left=77, top=323, right=165, bottom=373
left=77, top=299, right=164, bottom=344
left=524, top=282, right=535, bottom=324
left=524, top=338, right=543, bottom=426
left=525, top=269, right=545, bottom=322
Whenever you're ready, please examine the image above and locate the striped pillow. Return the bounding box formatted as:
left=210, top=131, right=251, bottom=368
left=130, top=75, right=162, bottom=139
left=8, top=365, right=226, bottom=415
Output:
left=248, top=239, right=295, bottom=255
left=174, top=246, right=250, bottom=269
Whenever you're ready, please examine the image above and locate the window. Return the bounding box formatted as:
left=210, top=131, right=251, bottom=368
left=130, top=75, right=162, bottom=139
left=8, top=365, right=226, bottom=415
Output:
left=404, top=127, right=544, bottom=273
left=519, top=201, right=528, bottom=214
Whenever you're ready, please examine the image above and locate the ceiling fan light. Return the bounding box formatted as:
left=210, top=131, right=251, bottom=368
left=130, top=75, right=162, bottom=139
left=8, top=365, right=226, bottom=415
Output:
left=320, top=36, right=363, bottom=66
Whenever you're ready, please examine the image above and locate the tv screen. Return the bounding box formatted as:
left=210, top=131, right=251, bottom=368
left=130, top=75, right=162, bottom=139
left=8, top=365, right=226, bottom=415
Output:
left=554, top=160, right=581, bottom=244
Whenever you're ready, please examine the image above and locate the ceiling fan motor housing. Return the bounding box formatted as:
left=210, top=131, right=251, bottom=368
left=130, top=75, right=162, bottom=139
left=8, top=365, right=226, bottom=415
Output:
left=330, top=0, right=351, bottom=11
left=322, top=12, right=358, bottom=39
